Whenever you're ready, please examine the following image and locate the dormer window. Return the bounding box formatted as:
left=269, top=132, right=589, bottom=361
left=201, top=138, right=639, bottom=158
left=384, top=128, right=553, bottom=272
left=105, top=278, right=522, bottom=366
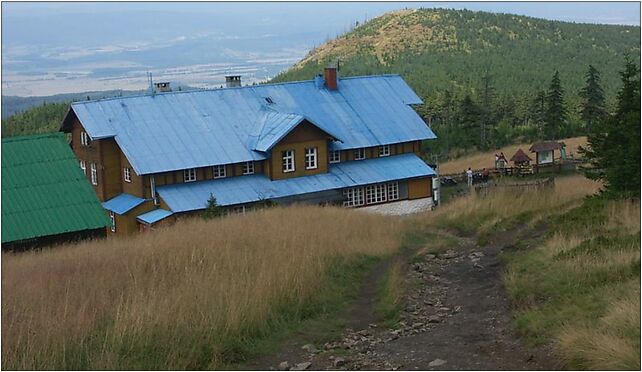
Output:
left=282, top=149, right=295, bottom=173
left=184, top=168, right=197, bottom=182
left=379, top=145, right=390, bottom=157
left=242, top=161, right=254, bottom=175
left=80, top=131, right=91, bottom=146
left=213, top=165, right=226, bottom=179
left=354, top=148, right=366, bottom=160
left=305, top=147, right=318, bottom=170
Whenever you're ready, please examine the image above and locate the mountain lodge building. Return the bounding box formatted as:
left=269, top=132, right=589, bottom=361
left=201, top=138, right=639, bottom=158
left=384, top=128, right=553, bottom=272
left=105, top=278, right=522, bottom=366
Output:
left=60, top=69, right=438, bottom=235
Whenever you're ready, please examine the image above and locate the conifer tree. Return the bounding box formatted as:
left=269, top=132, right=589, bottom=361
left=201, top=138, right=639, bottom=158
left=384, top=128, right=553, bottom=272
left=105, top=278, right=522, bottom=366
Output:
left=580, top=57, right=640, bottom=197
left=578, top=65, right=607, bottom=133
left=455, top=94, right=482, bottom=149
left=543, top=71, right=568, bottom=139
left=530, top=90, right=547, bottom=137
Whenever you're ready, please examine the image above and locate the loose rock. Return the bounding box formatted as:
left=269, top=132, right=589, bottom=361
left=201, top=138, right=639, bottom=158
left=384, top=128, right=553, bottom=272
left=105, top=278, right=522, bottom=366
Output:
left=301, top=344, right=319, bottom=353
left=291, top=362, right=312, bottom=371
left=278, top=361, right=290, bottom=371
left=334, top=357, right=346, bottom=367
left=428, top=358, right=447, bottom=367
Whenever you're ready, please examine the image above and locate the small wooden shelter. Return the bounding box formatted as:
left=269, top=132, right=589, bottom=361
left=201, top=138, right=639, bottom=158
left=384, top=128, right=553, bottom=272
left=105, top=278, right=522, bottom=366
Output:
left=529, top=141, right=565, bottom=166
left=510, top=149, right=532, bottom=165
left=510, top=148, right=534, bottom=176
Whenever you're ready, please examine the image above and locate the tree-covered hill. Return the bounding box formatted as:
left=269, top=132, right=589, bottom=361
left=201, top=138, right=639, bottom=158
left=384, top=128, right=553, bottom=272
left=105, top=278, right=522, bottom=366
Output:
left=273, top=8, right=640, bottom=156
left=1, top=102, right=69, bottom=138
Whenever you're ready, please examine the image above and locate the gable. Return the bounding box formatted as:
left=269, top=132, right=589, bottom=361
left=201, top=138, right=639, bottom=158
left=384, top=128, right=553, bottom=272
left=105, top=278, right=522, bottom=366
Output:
left=278, top=120, right=333, bottom=145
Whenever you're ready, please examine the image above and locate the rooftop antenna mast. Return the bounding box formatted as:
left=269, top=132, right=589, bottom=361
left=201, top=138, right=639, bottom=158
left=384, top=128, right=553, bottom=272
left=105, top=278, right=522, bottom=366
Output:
left=147, top=72, right=155, bottom=95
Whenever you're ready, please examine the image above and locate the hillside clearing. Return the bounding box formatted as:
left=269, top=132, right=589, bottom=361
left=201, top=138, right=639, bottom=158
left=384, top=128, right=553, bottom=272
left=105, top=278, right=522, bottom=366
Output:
left=2, top=206, right=403, bottom=370
left=437, top=136, right=587, bottom=174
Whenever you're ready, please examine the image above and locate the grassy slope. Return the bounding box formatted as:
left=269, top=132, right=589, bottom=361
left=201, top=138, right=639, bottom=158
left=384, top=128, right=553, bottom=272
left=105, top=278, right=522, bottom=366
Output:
left=417, top=173, right=640, bottom=369
left=2, top=206, right=403, bottom=370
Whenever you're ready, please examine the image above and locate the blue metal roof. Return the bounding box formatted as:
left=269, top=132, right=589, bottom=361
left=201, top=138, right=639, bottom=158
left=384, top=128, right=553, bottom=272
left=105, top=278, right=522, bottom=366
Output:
left=69, top=74, right=435, bottom=175
left=157, top=154, right=435, bottom=213
left=102, top=193, right=147, bottom=215
left=137, top=208, right=173, bottom=224
left=253, top=111, right=306, bottom=152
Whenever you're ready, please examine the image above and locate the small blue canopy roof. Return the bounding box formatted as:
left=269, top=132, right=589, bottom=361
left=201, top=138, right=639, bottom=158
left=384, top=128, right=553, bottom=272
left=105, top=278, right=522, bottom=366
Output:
left=137, top=209, right=173, bottom=225
left=102, top=193, right=147, bottom=215
left=157, top=153, right=435, bottom=213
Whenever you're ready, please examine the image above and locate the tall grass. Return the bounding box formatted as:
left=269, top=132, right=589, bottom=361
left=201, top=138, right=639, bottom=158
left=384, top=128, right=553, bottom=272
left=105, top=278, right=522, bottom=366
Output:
left=438, top=136, right=587, bottom=174
left=423, top=174, right=602, bottom=237
left=504, top=198, right=640, bottom=370
left=2, top=206, right=403, bottom=370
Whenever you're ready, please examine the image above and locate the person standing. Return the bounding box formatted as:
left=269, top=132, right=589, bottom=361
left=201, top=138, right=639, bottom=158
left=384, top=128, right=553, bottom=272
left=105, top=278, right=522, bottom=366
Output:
left=466, top=167, right=473, bottom=187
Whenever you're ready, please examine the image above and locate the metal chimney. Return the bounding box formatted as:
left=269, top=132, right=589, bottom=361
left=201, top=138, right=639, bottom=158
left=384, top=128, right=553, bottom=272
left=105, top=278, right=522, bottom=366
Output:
left=225, top=75, right=242, bottom=88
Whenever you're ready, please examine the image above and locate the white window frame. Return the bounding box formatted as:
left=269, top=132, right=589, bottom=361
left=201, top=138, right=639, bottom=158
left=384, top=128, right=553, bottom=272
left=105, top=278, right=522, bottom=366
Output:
left=123, top=167, right=132, bottom=183
left=80, top=131, right=91, bottom=146
left=184, top=168, right=197, bottom=183
left=343, top=187, right=365, bottom=207
left=354, top=148, right=366, bottom=160
left=387, top=182, right=399, bottom=201
left=305, top=147, right=318, bottom=170
left=109, top=211, right=116, bottom=232
left=365, top=183, right=388, bottom=205
left=79, top=160, right=86, bottom=175
left=329, top=150, right=341, bottom=164
left=365, top=185, right=376, bottom=204
left=376, top=184, right=388, bottom=203
left=242, top=161, right=254, bottom=175
left=379, top=145, right=391, bottom=157
left=90, top=163, right=98, bottom=185
left=213, top=165, right=226, bottom=179
left=282, top=149, right=295, bottom=173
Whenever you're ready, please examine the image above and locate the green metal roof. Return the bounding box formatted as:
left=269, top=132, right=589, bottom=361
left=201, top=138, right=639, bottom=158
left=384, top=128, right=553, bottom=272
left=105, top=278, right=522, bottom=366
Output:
left=2, top=133, right=109, bottom=243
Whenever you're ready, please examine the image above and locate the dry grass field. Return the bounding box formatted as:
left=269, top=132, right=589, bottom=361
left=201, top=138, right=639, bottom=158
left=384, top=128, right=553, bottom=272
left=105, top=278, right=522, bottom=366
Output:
left=438, top=136, right=587, bottom=175
left=2, top=206, right=403, bottom=370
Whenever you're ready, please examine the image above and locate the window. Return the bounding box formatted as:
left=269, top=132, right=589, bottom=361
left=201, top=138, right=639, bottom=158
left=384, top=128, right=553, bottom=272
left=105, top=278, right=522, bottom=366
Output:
left=365, top=183, right=387, bottom=205
left=388, top=182, right=399, bottom=201
left=329, top=150, right=341, bottom=164
left=184, top=168, right=197, bottom=182
left=213, top=165, right=226, bottom=179
left=305, top=147, right=318, bottom=169
left=123, top=167, right=132, bottom=183
left=80, top=131, right=91, bottom=146
left=90, top=163, right=98, bottom=185
left=354, top=148, right=366, bottom=160
left=109, top=212, right=116, bottom=232
left=379, top=145, right=390, bottom=157
left=282, top=149, right=295, bottom=173
left=242, top=162, right=254, bottom=175
left=343, top=187, right=365, bottom=207
left=79, top=160, right=86, bottom=175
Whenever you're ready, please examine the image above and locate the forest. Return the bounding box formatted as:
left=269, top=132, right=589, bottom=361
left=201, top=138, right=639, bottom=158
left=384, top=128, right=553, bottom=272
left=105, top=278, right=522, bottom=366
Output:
left=273, top=8, right=640, bottom=159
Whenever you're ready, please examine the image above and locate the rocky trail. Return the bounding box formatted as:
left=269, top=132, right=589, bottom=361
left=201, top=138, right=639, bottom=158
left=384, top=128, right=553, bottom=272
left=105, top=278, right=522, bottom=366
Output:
left=247, top=226, right=557, bottom=371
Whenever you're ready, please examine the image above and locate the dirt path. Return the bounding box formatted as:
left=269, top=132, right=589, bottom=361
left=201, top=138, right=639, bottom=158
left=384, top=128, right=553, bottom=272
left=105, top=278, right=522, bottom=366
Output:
left=248, top=226, right=558, bottom=371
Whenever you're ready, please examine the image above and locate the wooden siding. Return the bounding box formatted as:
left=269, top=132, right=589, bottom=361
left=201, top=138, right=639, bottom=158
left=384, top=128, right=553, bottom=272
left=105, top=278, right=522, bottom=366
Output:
left=407, top=177, right=433, bottom=199
left=107, top=201, right=155, bottom=236
left=120, top=152, right=143, bottom=197
left=269, top=121, right=331, bottom=180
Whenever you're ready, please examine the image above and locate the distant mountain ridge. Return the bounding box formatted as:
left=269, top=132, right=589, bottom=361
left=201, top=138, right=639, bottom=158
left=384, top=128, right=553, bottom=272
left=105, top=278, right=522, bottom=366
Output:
left=273, top=8, right=640, bottom=113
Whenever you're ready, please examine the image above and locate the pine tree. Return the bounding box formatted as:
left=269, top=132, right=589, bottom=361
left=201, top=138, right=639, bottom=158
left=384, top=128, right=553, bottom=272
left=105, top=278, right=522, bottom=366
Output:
left=543, top=71, right=568, bottom=139
left=530, top=90, right=547, bottom=138
left=580, top=57, right=640, bottom=197
left=578, top=65, right=607, bottom=133
left=478, top=72, right=495, bottom=149
left=455, top=94, right=482, bottom=149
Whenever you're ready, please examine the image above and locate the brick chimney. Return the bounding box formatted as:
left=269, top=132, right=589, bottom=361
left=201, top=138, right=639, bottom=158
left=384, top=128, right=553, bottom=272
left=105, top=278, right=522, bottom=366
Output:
left=225, top=75, right=241, bottom=88
left=324, top=67, right=338, bottom=90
